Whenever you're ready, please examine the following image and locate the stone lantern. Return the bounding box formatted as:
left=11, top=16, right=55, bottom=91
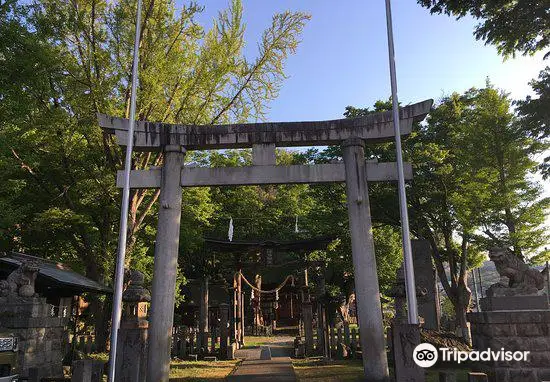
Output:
left=121, top=269, right=151, bottom=323
left=115, top=269, right=150, bottom=382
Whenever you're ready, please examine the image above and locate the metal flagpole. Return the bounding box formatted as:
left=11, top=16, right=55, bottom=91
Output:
left=384, top=0, right=419, bottom=324
left=107, top=0, right=143, bottom=380
left=472, top=269, right=480, bottom=312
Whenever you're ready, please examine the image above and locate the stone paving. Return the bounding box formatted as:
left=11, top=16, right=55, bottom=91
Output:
left=227, top=336, right=296, bottom=382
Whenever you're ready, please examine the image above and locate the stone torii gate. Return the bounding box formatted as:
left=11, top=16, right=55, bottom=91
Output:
left=98, top=99, right=432, bottom=382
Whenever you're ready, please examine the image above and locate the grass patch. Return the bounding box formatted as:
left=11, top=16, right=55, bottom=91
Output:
left=241, top=335, right=280, bottom=348
left=84, top=352, right=109, bottom=362
left=80, top=354, right=238, bottom=381
left=293, top=358, right=364, bottom=381
left=169, top=359, right=239, bottom=381
left=293, top=358, right=470, bottom=382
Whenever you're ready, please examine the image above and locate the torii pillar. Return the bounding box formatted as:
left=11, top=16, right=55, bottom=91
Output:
left=343, top=138, right=389, bottom=381
left=146, top=145, right=185, bottom=382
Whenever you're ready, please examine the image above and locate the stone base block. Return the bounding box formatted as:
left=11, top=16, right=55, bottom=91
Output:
left=390, top=323, right=425, bottom=382
left=259, top=346, right=271, bottom=360
left=0, top=300, right=69, bottom=378
left=438, top=370, right=457, bottom=382
left=227, top=341, right=237, bottom=360
left=114, top=324, right=148, bottom=382
left=71, top=360, right=104, bottom=382
left=468, top=310, right=550, bottom=382
left=480, top=296, right=549, bottom=311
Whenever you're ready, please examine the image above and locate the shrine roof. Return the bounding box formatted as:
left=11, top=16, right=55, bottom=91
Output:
left=0, top=252, right=111, bottom=296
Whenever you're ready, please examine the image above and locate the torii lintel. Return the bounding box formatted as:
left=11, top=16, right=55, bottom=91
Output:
left=98, top=99, right=433, bottom=151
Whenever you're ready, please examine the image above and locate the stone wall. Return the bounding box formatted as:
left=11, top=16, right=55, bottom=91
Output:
left=0, top=297, right=69, bottom=378
left=468, top=310, right=550, bottom=382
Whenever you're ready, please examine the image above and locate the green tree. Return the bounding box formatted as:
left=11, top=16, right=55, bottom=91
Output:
left=342, top=89, right=547, bottom=340
left=417, top=0, right=550, bottom=58
left=458, top=85, right=549, bottom=259
left=0, top=0, right=309, bottom=348
left=408, top=85, right=548, bottom=339
left=516, top=67, right=550, bottom=178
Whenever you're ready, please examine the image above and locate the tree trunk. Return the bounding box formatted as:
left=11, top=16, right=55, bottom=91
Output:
left=84, top=260, right=110, bottom=352
left=253, top=275, right=263, bottom=327
left=199, top=276, right=209, bottom=351
left=93, top=297, right=112, bottom=352
left=453, top=281, right=472, bottom=344
left=425, top=229, right=472, bottom=342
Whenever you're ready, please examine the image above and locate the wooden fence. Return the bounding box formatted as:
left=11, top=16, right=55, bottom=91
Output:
left=171, top=326, right=222, bottom=358
left=73, top=334, right=96, bottom=355
left=312, top=324, right=362, bottom=359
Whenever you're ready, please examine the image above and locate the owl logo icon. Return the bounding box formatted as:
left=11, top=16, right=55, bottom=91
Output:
left=413, top=343, right=438, bottom=367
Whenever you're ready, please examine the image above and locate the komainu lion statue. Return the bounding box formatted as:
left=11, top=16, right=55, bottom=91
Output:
left=0, top=260, right=40, bottom=298
left=487, top=247, right=545, bottom=296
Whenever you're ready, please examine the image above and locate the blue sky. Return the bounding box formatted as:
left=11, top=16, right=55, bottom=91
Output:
left=190, top=0, right=546, bottom=122
left=186, top=0, right=549, bottom=229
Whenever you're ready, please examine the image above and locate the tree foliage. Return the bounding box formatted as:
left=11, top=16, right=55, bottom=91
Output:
left=516, top=67, right=550, bottom=178
left=409, top=84, right=548, bottom=337
left=342, top=87, right=548, bottom=338
left=417, top=0, right=550, bottom=58
left=0, top=0, right=309, bottom=347
left=0, top=0, right=310, bottom=274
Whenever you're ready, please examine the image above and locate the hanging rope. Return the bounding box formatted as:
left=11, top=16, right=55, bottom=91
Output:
left=238, top=272, right=295, bottom=294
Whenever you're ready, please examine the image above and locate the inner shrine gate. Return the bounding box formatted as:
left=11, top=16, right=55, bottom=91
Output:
left=99, top=99, right=432, bottom=382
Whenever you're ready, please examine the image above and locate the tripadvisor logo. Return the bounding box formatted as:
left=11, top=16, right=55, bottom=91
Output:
left=413, top=343, right=438, bottom=367
left=413, top=343, right=530, bottom=368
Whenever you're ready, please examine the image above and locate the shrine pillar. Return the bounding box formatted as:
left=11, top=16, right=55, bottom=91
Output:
left=146, top=145, right=185, bottom=382
left=342, top=138, right=389, bottom=381
left=199, top=276, right=209, bottom=351
left=301, top=294, right=314, bottom=355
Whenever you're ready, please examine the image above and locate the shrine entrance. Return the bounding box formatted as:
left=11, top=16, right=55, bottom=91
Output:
left=203, top=237, right=334, bottom=347
left=99, top=99, right=432, bottom=382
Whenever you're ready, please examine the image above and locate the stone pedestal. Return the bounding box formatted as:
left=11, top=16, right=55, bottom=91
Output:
left=71, top=360, right=104, bottom=382
left=390, top=323, right=425, bottom=382
left=301, top=300, right=314, bottom=356
left=0, top=297, right=69, bottom=378
left=480, top=295, right=548, bottom=311
left=115, top=319, right=148, bottom=382
left=468, top=310, right=550, bottom=382
left=115, top=270, right=150, bottom=382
